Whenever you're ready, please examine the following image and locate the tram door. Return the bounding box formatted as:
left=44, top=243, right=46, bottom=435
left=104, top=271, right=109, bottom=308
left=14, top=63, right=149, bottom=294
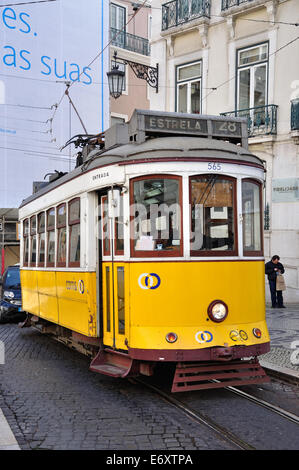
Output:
left=100, top=191, right=126, bottom=351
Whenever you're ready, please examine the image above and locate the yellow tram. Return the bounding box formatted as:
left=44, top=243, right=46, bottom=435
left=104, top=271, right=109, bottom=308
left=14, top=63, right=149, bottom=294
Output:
left=19, top=110, right=270, bottom=392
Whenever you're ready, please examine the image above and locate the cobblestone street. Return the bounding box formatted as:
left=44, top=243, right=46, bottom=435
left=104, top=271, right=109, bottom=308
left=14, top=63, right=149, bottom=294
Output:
left=0, top=304, right=299, bottom=451
left=0, top=324, right=235, bottom=451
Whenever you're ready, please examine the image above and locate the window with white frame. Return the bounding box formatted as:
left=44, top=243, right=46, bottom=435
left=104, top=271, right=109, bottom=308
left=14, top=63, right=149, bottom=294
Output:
left=110, top=3, right=126, bottom=31
left=237, top=43, right=268, bottom=111
left=176, top=61, right=202, bottom=114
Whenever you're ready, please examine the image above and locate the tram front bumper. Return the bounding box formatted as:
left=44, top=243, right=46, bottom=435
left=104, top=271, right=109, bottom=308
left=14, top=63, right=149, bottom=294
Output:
left=128, top=342, right=270, bottom=362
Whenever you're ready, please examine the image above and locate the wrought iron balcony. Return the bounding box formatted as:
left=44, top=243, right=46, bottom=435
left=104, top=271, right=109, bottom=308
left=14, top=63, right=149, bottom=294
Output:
left=162, top=0, right=210, bottom=31
left=110, top=28, right=150, bottom=56
left=291, top=99, right=299, bottom=131
left=221, top=0, right=256, bottom=10
left=221, top=105, right=278, bottom=138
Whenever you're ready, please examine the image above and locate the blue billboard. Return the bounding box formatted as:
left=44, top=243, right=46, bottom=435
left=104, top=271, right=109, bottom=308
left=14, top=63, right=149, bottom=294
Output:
left=0, top=0, right=109, bottom=206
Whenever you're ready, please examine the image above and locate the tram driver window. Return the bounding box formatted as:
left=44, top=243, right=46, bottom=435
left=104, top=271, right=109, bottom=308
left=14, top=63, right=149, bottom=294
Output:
left=131, top=176, right=182, bottom=256
left=190, top=175, right=236, bottom=255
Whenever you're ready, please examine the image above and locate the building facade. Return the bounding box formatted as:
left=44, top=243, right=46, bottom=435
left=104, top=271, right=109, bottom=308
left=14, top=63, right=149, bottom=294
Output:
left=0, top=209, right=20, bottom=274
left=109, top=1, right=152, bottom=123
left=149, top=0, right=299, bottom=302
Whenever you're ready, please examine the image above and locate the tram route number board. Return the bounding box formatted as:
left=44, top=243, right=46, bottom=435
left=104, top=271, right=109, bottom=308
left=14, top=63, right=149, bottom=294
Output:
left=144, top=115, right=243, bottom=138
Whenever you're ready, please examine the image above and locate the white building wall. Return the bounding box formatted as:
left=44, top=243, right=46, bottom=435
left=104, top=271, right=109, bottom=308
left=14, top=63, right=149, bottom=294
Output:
left=149, top=0, right=299, bottom=302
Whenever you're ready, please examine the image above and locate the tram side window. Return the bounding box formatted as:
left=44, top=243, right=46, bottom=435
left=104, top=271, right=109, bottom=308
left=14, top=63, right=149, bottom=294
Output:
left=38, top=212, right=46, bottom=266
left=131, top=176, right=182, bottom=256
left=69, top=198, right=80, bottom=267
left=242, top=180, right=262, bottom=255
left=57, top=204, right=67, bottom=267
left=30, top=215, right=37, bottom=266
left=47, top=208, right=55, bottom=267
left=23, top=219, right=29, bottom=266
left=190, top=175, right=237, bottom=255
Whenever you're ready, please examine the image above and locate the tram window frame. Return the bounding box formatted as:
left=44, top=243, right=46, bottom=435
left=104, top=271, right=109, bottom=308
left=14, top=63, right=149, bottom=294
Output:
left=115, top=193, right=124, bottom=256
left=68, top=198, right=80, bottom=267
left=101, top=195, right=111, bottom=256
left=56, top=203, right=67, bottom=268
left=130, top=174, right=183, bottom=258
left=46, top=207, right=55, bottom=268
left=29, top=215, right=37, bottom=267
left=23, top=218, right=29, bottom=267
left=38, top=212, right=46, bottom=267
left=242, top=178, right=263, bottom=256
left=189, top=175, right=238, bottom=257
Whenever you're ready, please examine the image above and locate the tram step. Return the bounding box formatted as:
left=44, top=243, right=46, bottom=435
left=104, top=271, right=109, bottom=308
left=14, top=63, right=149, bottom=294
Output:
left=171, top=359, right=270, bottom=393
left=89, top=348, right=137, bottom=378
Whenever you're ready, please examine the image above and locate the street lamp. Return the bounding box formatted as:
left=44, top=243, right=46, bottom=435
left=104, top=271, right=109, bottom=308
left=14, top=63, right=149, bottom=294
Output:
left=107, top=52, right=125, bottom=99
left=107, top=50, right=158, bottom=99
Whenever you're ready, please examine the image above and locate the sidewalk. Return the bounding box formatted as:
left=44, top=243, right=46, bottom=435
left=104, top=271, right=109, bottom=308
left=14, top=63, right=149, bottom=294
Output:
left=0, top=409, right=20, bottom=450
left=260, top=303, right=299, bottom=379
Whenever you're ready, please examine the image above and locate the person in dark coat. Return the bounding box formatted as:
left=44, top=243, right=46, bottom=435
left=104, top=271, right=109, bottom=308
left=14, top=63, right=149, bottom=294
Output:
left=265, top=255, right=285, bottom=308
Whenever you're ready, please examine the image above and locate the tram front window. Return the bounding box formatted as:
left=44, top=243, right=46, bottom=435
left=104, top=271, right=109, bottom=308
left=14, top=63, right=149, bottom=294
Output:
left=190, top=175, right=236, bottom=255
left=131, top=176, right=182, bottom=255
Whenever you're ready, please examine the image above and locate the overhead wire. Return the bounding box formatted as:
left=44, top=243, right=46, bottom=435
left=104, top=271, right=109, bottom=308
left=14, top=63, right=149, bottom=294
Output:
left=0, top=103, right=52, bottom=110
left=49, top=0, right=150, bottom=133
left=0, top=145, right=73, bottom=163
left=0, top=0, right=57, bottom=7
left=0, top=115, right=48, bottom=123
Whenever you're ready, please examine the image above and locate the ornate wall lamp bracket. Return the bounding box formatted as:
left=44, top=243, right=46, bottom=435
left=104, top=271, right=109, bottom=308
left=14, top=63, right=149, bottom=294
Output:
left=107, top=51, right=158, bottom=98
left=121, top=57, right=159, bottom=93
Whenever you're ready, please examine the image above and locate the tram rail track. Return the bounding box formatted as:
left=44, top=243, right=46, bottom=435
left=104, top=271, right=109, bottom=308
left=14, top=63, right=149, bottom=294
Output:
left=130, top=376, right=299, bottom=450
left=130, top=378, right=255, bottom=450
left=223, top=384, right=299, bottom=425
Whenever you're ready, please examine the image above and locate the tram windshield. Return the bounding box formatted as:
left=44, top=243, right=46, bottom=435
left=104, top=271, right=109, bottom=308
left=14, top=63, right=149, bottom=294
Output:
left=190, top=175, right=236, bottom=255
left=131, top=176, right=182, bottom=255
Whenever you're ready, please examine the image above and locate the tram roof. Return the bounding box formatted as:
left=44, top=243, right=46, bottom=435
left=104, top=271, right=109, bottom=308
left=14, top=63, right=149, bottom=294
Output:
left=20, top=134, right=264, bottom=209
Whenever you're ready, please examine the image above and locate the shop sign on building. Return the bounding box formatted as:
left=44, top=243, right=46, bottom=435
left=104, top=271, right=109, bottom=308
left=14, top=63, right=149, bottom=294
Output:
left=272, top=178, right=299, bottom=202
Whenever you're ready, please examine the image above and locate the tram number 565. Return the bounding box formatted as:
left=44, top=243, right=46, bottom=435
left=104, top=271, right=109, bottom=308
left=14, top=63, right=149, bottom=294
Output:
left=208, top=162, right=222, bottom=171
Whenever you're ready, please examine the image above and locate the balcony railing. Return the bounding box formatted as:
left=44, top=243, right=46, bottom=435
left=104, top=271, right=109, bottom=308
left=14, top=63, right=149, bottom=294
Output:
left=221, top=105, right=278, bottom=138
left=110, top=28, right=150, bottom=56
left=221, top=0, right=256, bottom=10
left=291, top=98, right=299, bottom=131
left=162, top=0, right=210, bottom=31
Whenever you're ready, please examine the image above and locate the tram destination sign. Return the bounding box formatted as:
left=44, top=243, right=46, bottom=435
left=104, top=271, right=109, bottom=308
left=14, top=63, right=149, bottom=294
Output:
left=144, top=115, right=208, bottom=134
left=129, top=110, right=248, bottom=147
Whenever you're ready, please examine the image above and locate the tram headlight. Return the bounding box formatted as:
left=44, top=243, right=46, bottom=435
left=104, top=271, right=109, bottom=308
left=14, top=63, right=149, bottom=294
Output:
left=207, top=300, right=228, bottom=323
left=166, top=332, right=178, bottom=343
